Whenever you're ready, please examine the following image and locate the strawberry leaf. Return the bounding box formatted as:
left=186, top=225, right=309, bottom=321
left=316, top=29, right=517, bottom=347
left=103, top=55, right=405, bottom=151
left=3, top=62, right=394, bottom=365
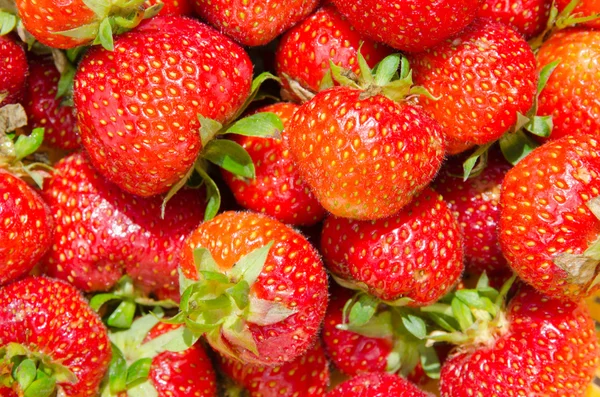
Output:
left=0, top=11, right=16, bottom=35
left=23, top=377, right=55, bottom=397
left=348, top=293, right=378, bottom=327
left=337, top=310, right=394, bottom=339
left=226, top=280, right=250, bottom=311
left=14, top=128, right=44, bottom=162
left=203, top=139, right=255, bottom=179
left=319, top=70, right=334, bottom=90
left=222, top=112, right=283, bottom=139
left=231, top=72, right=280, bottom=122
left=82, top=0, right=110, bottom=17
left=108, top=344, right=127, bottom=393
left=198, top=116, right=223, bottom=147
left=537, top=60, right=560, bottom=94
left=401, top=314, right=427, bottom=340
left=462, top=142, right=493, bottom=180
left=163, top=326, right=200, bottom=353
left=125, top=358, right=151, bottom=387
left=195, top=164, right=221, bottom=221
left=419, top=345, right=441, bottom=380
left=89, top=293, right=120, bottom=312
left=106, top=300, right=136, bottom=329
left=247, top=297, right=297, bottom=326
left=96, top=18, right=114, bottom=51
left=374, top=54, right=401, bottom=86
left=222, top=316, right=259, bottom=356
left=499, top=130, right=539, bottom=165
left=15, top=359, right=36, bottom=392
left=451, top=298, right=474, bottom=331
left=357, top=49, right=374, bottom=85
left=127, top=380, right=159, bottom=397
left=229, top=241, right=274, bottom=286
left=193, top=247, right=220, bottom=274
left=329, top=61, right=360, bottom=88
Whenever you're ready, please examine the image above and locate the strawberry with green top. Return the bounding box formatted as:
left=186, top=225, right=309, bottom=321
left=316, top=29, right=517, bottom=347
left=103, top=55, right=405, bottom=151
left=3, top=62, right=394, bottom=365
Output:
left=326, top=372, right=433, bottom=397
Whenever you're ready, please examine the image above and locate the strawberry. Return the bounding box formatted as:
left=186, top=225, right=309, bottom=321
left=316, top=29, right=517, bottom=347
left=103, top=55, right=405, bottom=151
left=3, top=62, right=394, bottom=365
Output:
left=73, top=15, right=253, bottom=197
left=275, top=5, right=392, bottom=102
left=0, top=34, right=27, bottom=106
left=221, top=102, right=326, bottom=226
left=325, top=372, right=433, bottom=397
left=433, top=152, right=512, bottom=275
left=41, top=152, right=205, bottom=302
left=0, top=276, right=111, bottom=397
left=410, top=19, right=537, bottom=154
left=23, top=56, right=80, bottom=151
left=321, top=188, right=464, bottom=305
left=171, top=211, right=329, bottom=366
left=147, top=0, right=192, bottom=16
left=0, top=170, right=53, bottom=286
left=477, top=0, right=552, bottom=38
left=499, top=134, right=600, bottom=300
left=218, top=342, right=329, bottom=397
left=556, top=0, right=600, bottom=28
left=285, top=55, right=446, bottom=220
left=536, top=28, right=600, bottom=141
left=191, top=0, right=319, bottom=47
left=331, top=0, right=481, bottom=52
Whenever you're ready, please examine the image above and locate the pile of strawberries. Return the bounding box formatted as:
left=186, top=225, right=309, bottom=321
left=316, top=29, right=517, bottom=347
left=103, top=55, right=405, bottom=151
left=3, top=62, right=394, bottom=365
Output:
left=1, top=0, right=600, bottom=395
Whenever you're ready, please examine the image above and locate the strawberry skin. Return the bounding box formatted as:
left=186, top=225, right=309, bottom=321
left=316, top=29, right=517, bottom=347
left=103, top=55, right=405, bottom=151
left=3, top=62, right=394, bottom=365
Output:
left=321, top=188, right=464, bottom=305
left=0, top=276, right=112, bottom=397
left=440, top=286, right=599, bottom=397
left=23, top=57, right=80, bottom=151
left=147, top=0, right=192, bottom=16
left=326, top=372, right=433, bottom=397
left=0, top=35, right=28, bottom=106
left=331, top=0, right=481, bottom=52
left=477, top=0, right=551, bottom=38
left=42, top=152, right=205, bottom=301
left=275, top=5, right=392, bottom=101
left=219, top=342, right=330, bottom=397
left=286, top=86, right=445, bottom=220
left=222, top=103, right=326, bottom=226
left=499, top=134, right=600, bottom=300
left=180, top=211, right=329, bottom=365
left=537, top=28, right=600, bottom=141
left=0, top=170, right=53, bottom=286
left=74, top=16, right=253, bottom=197
left=410, top=19, right=537, bottom=153
left=192, top=0, right=319, bottom=47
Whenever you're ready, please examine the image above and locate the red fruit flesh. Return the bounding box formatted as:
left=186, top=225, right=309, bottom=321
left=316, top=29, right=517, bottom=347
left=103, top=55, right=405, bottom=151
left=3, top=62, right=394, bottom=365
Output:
left=477, top=0, right=551, bottom=38
left=286, top=86, right=445, bottom=220
left=0, top=35, right=27, bottom=106
left=42, top=152, right=205, bottom=301
left=326, top=372, right=433, bottom=397
left=0, top=276, right=112, bottom=397
left=222, top=102, right=327, bottom=226
left=0, top=171, right=53, bottom=286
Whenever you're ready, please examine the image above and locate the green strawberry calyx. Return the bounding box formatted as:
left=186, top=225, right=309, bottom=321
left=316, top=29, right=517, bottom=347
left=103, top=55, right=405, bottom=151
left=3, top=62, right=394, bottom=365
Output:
left=160, top=243, right=297, bottom=362
left=0, top=343, right=77, bottom=397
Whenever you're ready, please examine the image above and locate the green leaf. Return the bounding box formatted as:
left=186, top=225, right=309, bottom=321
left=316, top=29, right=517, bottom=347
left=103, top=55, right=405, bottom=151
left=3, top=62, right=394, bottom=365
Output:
left=15, top=359, right=36, bottom=392
left=495, top=273, right=518, bottom=307
left=455, top=290, right=487, bottom=309
left=96, top=18, right=114, bottom=51
left=89, top=293, right=119, bottom=312
left=401, top=314, right=427, bottom=340
left=200, top=271, right=230, bottom=284
left=348, top=293, right=379, bottom=327
left=0, top=11, right=17, bottom=35
left=161, top=165, right=194, bottom=219
left=193, top=247, right=220, bottom=274
left=319, top=70, right=334, bottom=90
left=451, top=297, right=474, bottom=331
left=525, top=115, right=553, bottom=138
left=107, top=300, right=136, bottom=329
left=23, top=377, right=56, bottom=397
left=222, top=112, right=283, bottom=139
left=230, top=72, right=280, bottom=122
left=126, top=314, right=162, bottom=346
left=499, top=130, right=539, bottom=165
left=108, top=344, right=127, bottom=393
left=195, top=163, right=221, bottom=221
left=399, top=56, right=411, bottom=80
left=462, top=142, right=493, bottom=180
left=374, top=54, right=401, bottom=86
left=163, top=326, right=200, bottom=352
left=229, top=241, right=274, bottom=286
left=537, top=60, right=560, bottom=94
left=126, top=358, right=152, bottom=386
left=247, top=297, right=297, bottom=326
left=419, top=345, right=441, bottom=380
left=203, top=139, right=255, bottom=179
left=82, top=0, right=110, bottom=16
left=127, top=380, right=159, bottom=397
left=14, top=128, right=44, bottom=161
left=329, top=61, right=360, bottom=88
left=198, top=115, right=223, bottom=147
left=357, top=49, right=374, bottom=85
left=426, top=312, right=458, bottom=333
left=222, top=316, right=259, bottom=356
left=227, top=280, right=250, bottom=310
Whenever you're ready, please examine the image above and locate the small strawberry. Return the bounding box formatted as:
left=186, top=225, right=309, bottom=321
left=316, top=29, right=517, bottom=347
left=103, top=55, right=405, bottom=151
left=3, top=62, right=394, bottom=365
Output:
left=536, top=28, right=600, bottom=141
left=192, top=0, right=319, bottom=47
left=0, top=34, right=27, bottom=106
left=499, top=134, right=600, bottom=300
left=477, top=0, right=552, bottom=38
left=285, top=54, right=445, bottom=220
left=0, top=276, right=111, bottom=397
left=221, top=102, right=327, bottom=226
left=410, top=19, right=537, bottom=153
left=171, top=211, right=329, bottom=366
left=219, top=342, right=329, bottom=397
left=23, top=56, right=80, bottom=151
left=331, top=0, right=481, bottom=52
left=73, top=15, right=253, bottom=197
left=325, top=372, right=433, bottom=397
left=321, top=188, right=464, bottom=306
left=42, top=152, right=205, bottom=302
left=275, top=5, right=392, bottom=102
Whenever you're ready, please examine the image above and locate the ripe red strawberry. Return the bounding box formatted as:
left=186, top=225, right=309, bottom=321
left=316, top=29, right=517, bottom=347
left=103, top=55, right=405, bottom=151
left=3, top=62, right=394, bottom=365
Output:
left=147, top=0, right=192, bottom=16
left=321, top=188, right=464, bottom=305
left=42, top=152, right=205, bottom=301
left=221, top=103, right=326, bottom=226
left=326, top=372, right=433, bottom=397
left=438, top=285, right=599, bottom=396
left=0, top=170, right=53, bottom=286
left=556, top=0, right=600, bottom=28
left=275, top=5, right=392, bottom=102
left=192, top=0, right=319, bottom=47
left=477, top=0, right=552, bottom=38
left=218, top=342, right=329, bottom=396
left=331, top=0, right=481, bottom=52
left=433, top=153, right=512, bottom=275
left=410, top=19, right=537, bottom=153
left=0, top=35, right=27, bottom=106
left=176, top=211, right=329, bottom=366
left=73, top=15, right=253, bottom=197
left=0, top=276, right=111, bottom=397
left=286, top=86, right=445, bottom=220
left=23, top=57, right=80, bottom=151
left=536, top=28, right=600, bottom=141
left=499, top=134, right=600, bottom=300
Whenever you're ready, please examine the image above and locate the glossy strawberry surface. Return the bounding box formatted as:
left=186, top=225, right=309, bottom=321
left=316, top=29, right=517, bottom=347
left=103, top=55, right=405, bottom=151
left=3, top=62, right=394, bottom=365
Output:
left=0, top=35, right=27, bottom=106
left=326, top=372, right=433, bottom=397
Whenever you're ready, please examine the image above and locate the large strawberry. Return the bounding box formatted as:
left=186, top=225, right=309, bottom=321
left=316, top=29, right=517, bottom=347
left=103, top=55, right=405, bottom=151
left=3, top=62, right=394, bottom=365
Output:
left=536, top=28, right=600, bottom=141
left=275, top=5, right=391, bottom=102
left=42, top=152, right=205, bottom=302
left=325, top=372, right=433, bottom=397
left=331, top=0, right=481, bottom=52
left=477, top=0, right=551, bottom=38
left=73, top=16, right=253, bottom=197
left=285, top=54, right=445, bottom=220
left=410, top=19, right=537, bottom=154
left=0, top=276, right=111, bottom=397
left=219, top=342, right=329, bottom=397
left=0, top=35, right=27, bottom=106
left=499, top=134, right=600, bottom=300
left=168, top=211, right=329, bottom=366
left=192, top=0, right=319, bottom=47
left=221, top=102, right=326, bottom=226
